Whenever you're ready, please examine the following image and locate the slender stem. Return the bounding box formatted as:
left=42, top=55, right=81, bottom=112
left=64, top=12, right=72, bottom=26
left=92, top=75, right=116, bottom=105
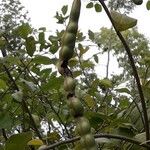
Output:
left=38, top=133, right=150, bottom=150
left=98, top=0, right=150, bottom=144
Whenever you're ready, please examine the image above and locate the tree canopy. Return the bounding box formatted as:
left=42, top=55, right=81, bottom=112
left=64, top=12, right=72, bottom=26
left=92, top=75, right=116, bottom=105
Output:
left=0, top=0, right=150, bottom=150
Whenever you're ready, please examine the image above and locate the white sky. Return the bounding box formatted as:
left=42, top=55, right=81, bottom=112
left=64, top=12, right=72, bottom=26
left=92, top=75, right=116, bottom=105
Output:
left=20, top=0, right=150, bottom=38
left=19, top=0, right=150, bottom=77
left=18, top=0, right=150, bottom=77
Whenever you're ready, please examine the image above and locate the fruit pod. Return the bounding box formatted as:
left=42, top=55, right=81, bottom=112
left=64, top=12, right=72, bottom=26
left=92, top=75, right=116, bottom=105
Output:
left=132, top=0, right=143, bottom=5
left=62, top=32, right=76, bottom=47
left=66, top=21, right=78, bottom=34
left=80, top=133, right=97, bottom=149
left=59, top=45, right=74, bottom=61
left=70, top=0, right=81, bottom=22
left=64, top=76, right=76, bottom=93
left=76, top=117, right=91, bottom=136
left=67, top=97, right=84, bottom=117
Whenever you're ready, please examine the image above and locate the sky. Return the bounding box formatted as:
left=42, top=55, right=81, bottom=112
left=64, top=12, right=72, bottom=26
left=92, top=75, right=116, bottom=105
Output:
left=19, top=0, right=150, bottom=38
left=19, top=0, right=150, bottom=77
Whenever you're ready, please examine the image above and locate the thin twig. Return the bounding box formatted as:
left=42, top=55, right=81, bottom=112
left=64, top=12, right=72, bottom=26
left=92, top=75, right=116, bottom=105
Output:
left=38, top=133, right=150, bottom=150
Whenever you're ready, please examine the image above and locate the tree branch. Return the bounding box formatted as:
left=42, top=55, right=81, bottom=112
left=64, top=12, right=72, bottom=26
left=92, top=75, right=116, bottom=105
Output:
left=38, top=133, right=150, bottom=150
left=98, top=0, right=150, bottom=144
left=2, top=128, right=8, bottom=141
left=0, top=49, right=43, bottom=140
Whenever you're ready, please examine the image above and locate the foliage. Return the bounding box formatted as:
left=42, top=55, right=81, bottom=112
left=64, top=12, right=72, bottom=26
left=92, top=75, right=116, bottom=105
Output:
left=0, top=0, right=150, bottom=150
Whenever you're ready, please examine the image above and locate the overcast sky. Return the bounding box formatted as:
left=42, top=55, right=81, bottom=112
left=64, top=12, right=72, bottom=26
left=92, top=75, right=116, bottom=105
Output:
left=18, top=0, right=150, bottom=77
left=20, top=0, right=150, bottom=39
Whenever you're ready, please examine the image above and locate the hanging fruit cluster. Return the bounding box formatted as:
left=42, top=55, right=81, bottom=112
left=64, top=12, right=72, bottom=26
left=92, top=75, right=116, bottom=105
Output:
left=57, top=0, right=97, bottom=149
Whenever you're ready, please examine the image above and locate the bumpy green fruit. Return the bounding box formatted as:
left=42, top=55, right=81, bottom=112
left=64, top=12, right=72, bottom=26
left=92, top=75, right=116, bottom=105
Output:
left=76, top=117, right=91, bottom=136
left=67, top=21, right=78, bottom=33
left=69, top=97, right=84, bottom=117
left=63, top=32, right=76, bottom=47
left=80, top=134, right=96, bottom=148
left=132, top=0, right=143, bottom=5
left=59, top=46, right=74, bottom=61
left=64, top=77, right=76, bottom=92
left=70, top=0, right=81, bottom=22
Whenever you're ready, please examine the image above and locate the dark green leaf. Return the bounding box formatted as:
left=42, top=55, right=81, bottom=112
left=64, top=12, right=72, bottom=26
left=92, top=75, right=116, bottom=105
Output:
left=61, top=5, right=68, bottom=15
left=94, top=3, right=102, bottom=12
left=33, top=55, right=51, bottom=65
left=85, top=112, right=104, bottom=129
left=39, top=27, right=46, bottom=32
left=0, top=79, right=7, bottom=90
left=88, top=30, right=95, bottom=41
left=25, top=36, right=36, bottom=57
left=15, top=23, right=32, bottom=39
left=115, top=88, right=130, bottom=94
left=86, top=2, right=93, bottom=8
left=94, top=54, right=99, bottom=63
left=0, top=112, right=12, bottom=129
left=38, top=32, right=45, bottom=44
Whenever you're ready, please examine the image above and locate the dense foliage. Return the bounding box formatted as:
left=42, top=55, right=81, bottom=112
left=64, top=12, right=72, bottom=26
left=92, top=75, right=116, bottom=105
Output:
left=0, top=0, right=150, bottom=150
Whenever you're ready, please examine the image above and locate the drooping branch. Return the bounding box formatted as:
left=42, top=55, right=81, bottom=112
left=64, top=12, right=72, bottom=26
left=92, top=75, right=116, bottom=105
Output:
left=38, top=133, right=150, bottom=150
left=97, top=0, right=150, bottom=144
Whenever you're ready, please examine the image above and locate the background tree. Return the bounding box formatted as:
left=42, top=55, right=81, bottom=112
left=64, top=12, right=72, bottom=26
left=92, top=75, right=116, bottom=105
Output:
left=0, top=0, right=150, bottom=150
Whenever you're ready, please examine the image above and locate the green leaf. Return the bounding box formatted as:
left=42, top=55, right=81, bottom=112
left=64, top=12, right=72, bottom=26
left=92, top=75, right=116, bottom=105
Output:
left=86, top=2, right=93, bottom=8
left=0, top=112, right=12, bottom=129
left=25, top=36, right=36, bottom=57
left=85, top=112, right=104, bottom=129
left=39, top=27, right=46, bottom=32
left=12, top=91, right=23, bottom=102
left=99, top=79, right=112, bottom=88
left=73, top=71, right=82, bottom=77
left=78, top=43, right=89, bottom=57
left=20, top=79, right=37, bottom=91
left=41, top=76, right=63, bottom=91
left=110, top=10, right=137, bottom=31
left=0, top=38, right=6, bottom=48
left=82, top=60, right=94, bottom=69
left=5, top=132, right=32, bottom=150
left=33, top=55, right=51, bottom=65
left=88, top=30, right=95, bottom=41
left=116, top=123, right=136, bottom=137
left=38, top=32, right=45, bottom=44
left=135, top=132, right=146, bottom=142
left=115, top=88, right=130, bottom=94
left=15, top=23, right=32, bottom=39
left=146, top=1, right=150, bottom=10
left=68, top=58, right=78, bottom=67
left=27, top=139, right=43, bottom=146
left=47, top=131, right=60, bottom=141
left=94, top=54, right=99, bottom=63
left=84, top=94, right=95, bottom=108
left=61, top=5, right=68, bottom=15
left=94, top=3, right=102, bottom=12
left=0, top=79, right=7, bottom=90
